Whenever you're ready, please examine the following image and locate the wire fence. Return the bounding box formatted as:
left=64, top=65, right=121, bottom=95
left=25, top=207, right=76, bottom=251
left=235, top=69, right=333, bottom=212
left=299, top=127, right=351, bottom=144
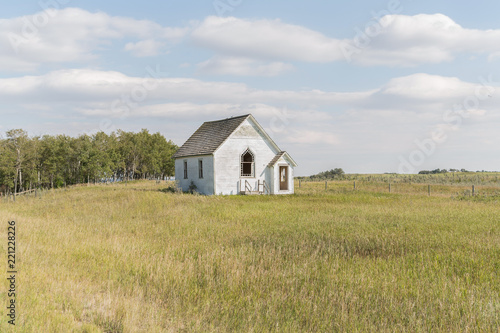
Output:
left=295, top=179, right=500, bottom=198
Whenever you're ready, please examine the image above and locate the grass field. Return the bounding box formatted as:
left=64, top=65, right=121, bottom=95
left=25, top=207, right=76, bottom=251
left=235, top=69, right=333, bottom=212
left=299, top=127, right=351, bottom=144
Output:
left=307, top=172, right=500, bottom=186
left=0, top=180, right=499, bottom=332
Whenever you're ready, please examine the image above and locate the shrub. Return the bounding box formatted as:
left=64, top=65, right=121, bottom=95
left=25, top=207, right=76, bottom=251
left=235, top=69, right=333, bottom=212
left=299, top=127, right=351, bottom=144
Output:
left=188, top=181, right=198, bottom=194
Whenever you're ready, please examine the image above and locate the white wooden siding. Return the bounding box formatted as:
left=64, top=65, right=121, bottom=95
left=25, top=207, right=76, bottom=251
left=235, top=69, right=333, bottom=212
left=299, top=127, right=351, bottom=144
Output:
left=175, top=155, right=214, bottom=195
left=174, top=116, right=295, bottom=195
left=213, top=118, right=279, bottom=195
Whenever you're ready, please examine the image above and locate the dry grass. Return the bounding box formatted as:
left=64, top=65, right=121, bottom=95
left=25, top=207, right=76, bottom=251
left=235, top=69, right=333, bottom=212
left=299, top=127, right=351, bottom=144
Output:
left=0, top=181, right=499, bottom=332
left=299, top=179, right=500, bottom=198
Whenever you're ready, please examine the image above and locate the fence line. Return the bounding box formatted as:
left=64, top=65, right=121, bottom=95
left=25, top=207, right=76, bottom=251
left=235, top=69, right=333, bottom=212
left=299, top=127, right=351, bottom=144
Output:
left=14, top=189, right=37, bottom=196
left=295, top=180, right=496, bottom=198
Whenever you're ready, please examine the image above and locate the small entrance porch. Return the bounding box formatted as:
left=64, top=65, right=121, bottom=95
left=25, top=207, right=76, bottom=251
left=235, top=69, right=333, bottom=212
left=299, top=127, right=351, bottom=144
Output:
left=239, top=179, right=270, bottom=195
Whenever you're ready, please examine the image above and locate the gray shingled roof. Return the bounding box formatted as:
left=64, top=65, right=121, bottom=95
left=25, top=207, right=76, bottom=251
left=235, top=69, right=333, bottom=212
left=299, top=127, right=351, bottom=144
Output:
left=267, top=151, right=286, bottom=167
left=172, top=114, right=250, bottom=158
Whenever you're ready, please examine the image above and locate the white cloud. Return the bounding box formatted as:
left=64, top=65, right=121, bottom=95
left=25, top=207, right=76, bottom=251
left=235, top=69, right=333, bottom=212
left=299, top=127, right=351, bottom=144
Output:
left=197, top=56, right=294, bottom=76
left=4, top=9, right=500, bottom=77
left=488, top=52, right=500, bottom=62
left=0, top=68, right=371, bottom=107
left=78, top=102, right=241, bottom=119
left=2, top=69, right=499, bottom=111
left=1, top=68, right=499, bottom=173
left=0, top=8, right=188, bottom=71
left=379, top=74, right=477, bottom=100
left=75, top=101, right=341, bottom=147
left=124, top=39, right=165, bottom=57
left=191, top=14, right=500, bottom=69
left=191, top=16, right=345, bottom=63
left=345, top=14, right=500, bottom=66
left=3, top=69, right=497, bottom=130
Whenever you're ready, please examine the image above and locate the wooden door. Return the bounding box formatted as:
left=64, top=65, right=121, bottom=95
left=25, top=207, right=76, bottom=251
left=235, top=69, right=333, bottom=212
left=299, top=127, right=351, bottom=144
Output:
left=279, top=166, right=288, bottom=191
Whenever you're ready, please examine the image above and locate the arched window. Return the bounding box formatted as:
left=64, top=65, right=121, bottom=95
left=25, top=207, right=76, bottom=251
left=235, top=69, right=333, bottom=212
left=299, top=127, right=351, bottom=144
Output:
left=240, top=149, right=255, bottom=177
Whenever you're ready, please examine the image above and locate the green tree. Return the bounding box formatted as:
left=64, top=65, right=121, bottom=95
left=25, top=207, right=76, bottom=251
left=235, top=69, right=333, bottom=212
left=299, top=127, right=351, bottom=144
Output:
left=0, top=129, right=178, bottom=190
left=4, top=129, right=30, bottom=195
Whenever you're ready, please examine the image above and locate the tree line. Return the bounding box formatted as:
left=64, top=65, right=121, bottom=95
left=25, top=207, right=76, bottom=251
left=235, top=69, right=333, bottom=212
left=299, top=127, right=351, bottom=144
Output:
left=0, top=129, right=178, bottom=195
left=297, top=168, right=345, bottom=180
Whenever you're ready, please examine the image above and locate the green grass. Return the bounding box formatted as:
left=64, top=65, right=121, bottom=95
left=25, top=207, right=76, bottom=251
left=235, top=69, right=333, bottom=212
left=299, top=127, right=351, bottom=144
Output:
left=0, top=181, right=499, bottom=332
left=298, top=178, right=500, bottom=198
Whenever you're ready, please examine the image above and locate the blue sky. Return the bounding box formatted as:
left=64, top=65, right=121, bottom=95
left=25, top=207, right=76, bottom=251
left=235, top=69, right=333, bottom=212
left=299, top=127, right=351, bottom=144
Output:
left=1, top=1, right=500, bottom=175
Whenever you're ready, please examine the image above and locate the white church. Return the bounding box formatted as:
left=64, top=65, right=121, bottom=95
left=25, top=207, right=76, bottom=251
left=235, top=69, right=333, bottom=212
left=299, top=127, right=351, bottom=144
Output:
left=173, top=114, right=297, bottom=195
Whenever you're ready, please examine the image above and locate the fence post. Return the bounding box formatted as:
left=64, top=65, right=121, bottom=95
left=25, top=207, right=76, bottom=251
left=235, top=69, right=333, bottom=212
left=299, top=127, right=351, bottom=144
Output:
left=472, top=185, right=475, bottom=196
left=428, top=185, right=431, bottom=196
left=389, top=183, right=391, bottom=193
left=354, top=181, right=356, bottom=190
left=299, top=179, right=301, bottom=188
left=325, top=181, right=328, bottom=190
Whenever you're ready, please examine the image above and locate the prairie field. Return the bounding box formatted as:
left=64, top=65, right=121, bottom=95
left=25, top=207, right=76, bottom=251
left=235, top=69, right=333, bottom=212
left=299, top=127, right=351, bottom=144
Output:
left=0, top=180, right=499, bottom=332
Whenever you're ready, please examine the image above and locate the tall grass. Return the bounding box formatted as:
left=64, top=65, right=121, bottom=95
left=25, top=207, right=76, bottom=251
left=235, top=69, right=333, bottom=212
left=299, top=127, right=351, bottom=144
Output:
left=0, top=181, right=498, bottom=332
left=298, top=179, right=500, bottom=198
